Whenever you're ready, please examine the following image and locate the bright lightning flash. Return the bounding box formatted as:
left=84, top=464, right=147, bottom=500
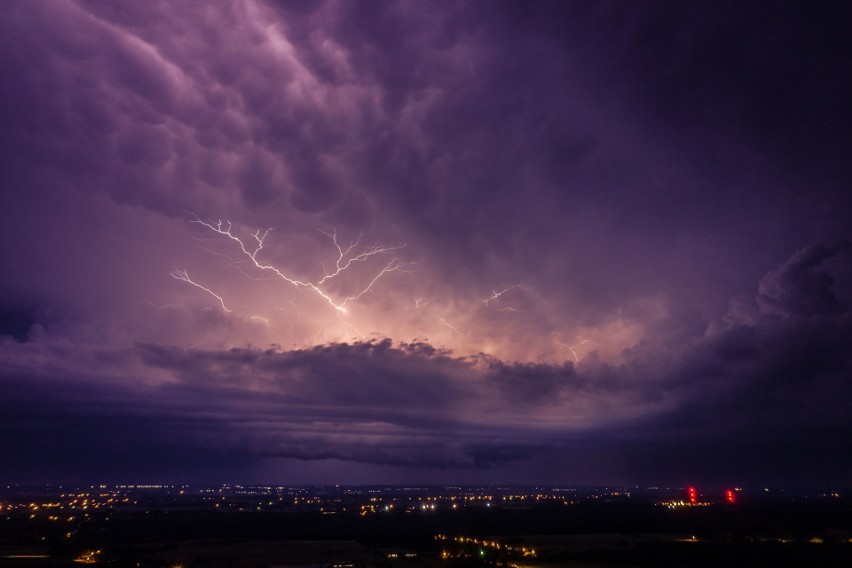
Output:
left=481, top=285, right=522, bottom=307
left=434, top=316, right=463, bottom=335
left=170, top=270, right=231, bottom=312
left=180, top=215, right=411, bottom=315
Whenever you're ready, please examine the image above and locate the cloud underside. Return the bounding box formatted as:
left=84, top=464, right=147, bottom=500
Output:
left=2, top=244, right=850, bottom=482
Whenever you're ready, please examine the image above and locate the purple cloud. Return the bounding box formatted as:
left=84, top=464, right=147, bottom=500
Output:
left=1, top=1, right=851, bottom=484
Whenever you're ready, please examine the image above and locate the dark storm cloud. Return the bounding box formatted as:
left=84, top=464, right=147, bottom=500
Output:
left=3, top=0, right=849, bottom=320
left=2, top=243, right=848, bottom=483
left=269, top=0, right=852, bottom=324
left=592, top=244, right=852, bottom=483
left=0, top=338, right=570, bottom=475
left=1, top=0, right=851, bottom=484
left=0, top=370, right=253, bottom=483
left=603, top=311, right=852, bottom=485
left=756, top=242, right=852, bottom=318
left=0, top=304, right=36, bottom=342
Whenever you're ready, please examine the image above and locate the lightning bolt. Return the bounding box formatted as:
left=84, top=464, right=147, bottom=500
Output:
left=343, top=258, right=412, bottom=304
left=433, top=316, right=463, bottom=335
left=187, top=215, right=411, bottom=314
left=481, top=285, right=522, bottom=306
left=553, top=338, right=596, bottom=362
left=170, top=270, right=231, bottom=312
left=315, top=230, right=405, bottom=285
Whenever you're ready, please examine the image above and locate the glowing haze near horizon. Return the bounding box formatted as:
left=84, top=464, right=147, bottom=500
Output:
left=2, top=0, right=852, bottom=486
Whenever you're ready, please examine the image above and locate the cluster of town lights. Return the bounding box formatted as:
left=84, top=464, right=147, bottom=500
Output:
left=435, top=534, right=536, bottom=559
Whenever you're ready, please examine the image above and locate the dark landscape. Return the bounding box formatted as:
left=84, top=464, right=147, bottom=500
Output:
left=2, top=2, right=852, bottom=567
left=2, top=485, right=852, bottom=567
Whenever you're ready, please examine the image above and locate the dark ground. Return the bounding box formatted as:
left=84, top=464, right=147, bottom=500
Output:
left=2, top=487, right=851, bottom=567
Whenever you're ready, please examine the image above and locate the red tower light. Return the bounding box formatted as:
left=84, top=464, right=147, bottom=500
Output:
left=725, top=489, right=735, bottom=504
left=687, top=486, right=697, bottom=504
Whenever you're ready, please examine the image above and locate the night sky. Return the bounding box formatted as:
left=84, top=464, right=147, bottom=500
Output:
left=1, top=1, right=851, bottom=487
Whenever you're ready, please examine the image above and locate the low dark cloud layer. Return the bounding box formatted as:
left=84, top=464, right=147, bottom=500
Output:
left=2, top=244, right=850, bottom=484
left=1, top=1, right=851, bottom=485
